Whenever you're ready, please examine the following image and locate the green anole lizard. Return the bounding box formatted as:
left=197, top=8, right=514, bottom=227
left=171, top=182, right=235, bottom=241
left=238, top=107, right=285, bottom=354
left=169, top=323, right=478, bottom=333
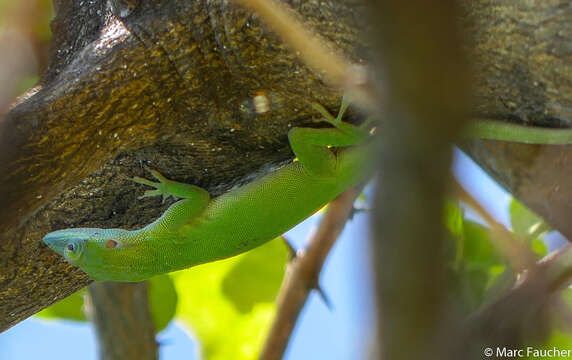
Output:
left=44, top=101, right=572, bottom=281
left=43, top=101, right=373, bottom=281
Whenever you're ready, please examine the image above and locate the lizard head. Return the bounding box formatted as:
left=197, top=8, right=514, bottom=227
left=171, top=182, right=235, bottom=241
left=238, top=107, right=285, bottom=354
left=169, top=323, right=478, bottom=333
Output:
left=43, top=228, right=151, bottom=282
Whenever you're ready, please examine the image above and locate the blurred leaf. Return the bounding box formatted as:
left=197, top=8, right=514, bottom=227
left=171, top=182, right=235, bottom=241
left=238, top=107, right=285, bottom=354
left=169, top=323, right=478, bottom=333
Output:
left=509, top=198, right=549, bottom=238
left=37, top=275, right=178, bottom=333
left=173, top=238, right=287, bottom=360
left=531, top=238, right=548, bottom=257
left=444, top=200, right=464, bottom=269
left=37, top=290, right=87, bottom=322
left=485, top=264, right=507, bottom=287
left=538, top=331, right=572, bottom=359
left=34, top=0, right=54, bottom=41
left=531, top=288, right=572, bottom=360
left=447, top=216, right=511, bottom=311
left=16, top=75, right=39, bottom=94
left=222, top=238, right=287, bottom=313
left=463, top=220, right=500, bottom=268
left=356, top=190, right=368, bottom=203
left=148, top=274, right=178, bottom=332
left=444, top=200, right=464, bottom=238
left=562, top=287, right=572, bottom=307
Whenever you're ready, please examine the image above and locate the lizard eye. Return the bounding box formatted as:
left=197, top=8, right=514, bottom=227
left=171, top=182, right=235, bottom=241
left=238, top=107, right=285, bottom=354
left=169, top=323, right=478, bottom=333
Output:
left=64, top=240, right=82, bottom=260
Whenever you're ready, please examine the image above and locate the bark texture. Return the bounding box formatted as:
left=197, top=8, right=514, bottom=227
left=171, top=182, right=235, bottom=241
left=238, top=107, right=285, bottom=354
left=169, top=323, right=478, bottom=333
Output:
left=0, top=0, right=364, bottom=331
left=0, top=0, right=570, bottom=333
left=460, top=0, right=572, bottom=239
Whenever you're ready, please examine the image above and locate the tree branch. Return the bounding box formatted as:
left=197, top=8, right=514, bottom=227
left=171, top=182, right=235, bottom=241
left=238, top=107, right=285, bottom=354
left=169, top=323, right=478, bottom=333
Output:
left=368, top=0, right=470, bottom=359
left=0, top=0, right=363, bottom=332
left=87, top=282, right=158, bottom=360
left=260, top=186, right=363, bottom=360
left=460, top=244, right=572, bottom=355
left=1, top=0, right=570, bottom=333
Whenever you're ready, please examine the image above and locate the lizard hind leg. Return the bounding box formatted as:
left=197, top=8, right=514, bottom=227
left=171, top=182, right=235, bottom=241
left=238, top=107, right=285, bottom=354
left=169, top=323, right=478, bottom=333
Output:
left=288, top=101, right=369, bottom=178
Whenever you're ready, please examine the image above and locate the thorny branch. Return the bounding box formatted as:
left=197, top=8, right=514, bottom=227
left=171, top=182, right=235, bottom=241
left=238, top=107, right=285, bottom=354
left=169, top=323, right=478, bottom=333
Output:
left=260, top=186, right=364, bottom=360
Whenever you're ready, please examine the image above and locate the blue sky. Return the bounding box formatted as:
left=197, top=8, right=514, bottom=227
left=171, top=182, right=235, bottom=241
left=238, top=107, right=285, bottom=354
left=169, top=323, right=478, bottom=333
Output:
left=0, top=148, right=544, bottom=359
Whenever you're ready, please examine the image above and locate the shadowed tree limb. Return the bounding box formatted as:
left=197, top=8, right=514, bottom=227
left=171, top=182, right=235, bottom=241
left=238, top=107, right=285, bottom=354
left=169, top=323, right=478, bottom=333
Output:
left=0, top=0, right=570, bottom=334
left=0, top=0, right=363, bottom=332
left=459, top=244, right=572, bottom=356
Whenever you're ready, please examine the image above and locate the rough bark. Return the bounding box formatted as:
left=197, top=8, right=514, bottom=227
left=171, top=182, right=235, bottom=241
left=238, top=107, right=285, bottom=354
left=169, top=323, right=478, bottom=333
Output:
left=460, top=0, right=572, bottom=239
left=0, top=0, right=569, bottom=333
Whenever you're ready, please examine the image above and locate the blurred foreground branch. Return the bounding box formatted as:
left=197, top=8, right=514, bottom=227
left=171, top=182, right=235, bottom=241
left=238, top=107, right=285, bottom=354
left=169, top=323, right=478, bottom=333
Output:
left=260, top=186, right=363, bottom=360
left=454, top=180, right=536, bottom=271
left=464, top=245, right=572, bottom=353
left=368, top=0, right=470, bottom=359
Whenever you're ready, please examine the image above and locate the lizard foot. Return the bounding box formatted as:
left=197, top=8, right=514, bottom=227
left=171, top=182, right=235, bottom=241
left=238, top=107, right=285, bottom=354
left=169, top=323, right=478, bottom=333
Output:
left=132, top=168, right=178, bottom=202
left=311, top=99, right=370, bottom=143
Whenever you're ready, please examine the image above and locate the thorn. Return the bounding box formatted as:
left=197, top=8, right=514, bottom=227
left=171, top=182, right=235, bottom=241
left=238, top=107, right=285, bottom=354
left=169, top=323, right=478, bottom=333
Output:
left=348, top=205, right=371, bottom=221
left=282, top=237, right=297, bottom=261
left=156, top=338, right=174, bottom=346
left=315, top=284, right=334, bottom=311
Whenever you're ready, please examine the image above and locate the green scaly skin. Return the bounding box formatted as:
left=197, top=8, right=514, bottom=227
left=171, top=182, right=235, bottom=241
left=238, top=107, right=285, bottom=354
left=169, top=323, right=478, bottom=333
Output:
left=43, top=101, right=572, bottom=282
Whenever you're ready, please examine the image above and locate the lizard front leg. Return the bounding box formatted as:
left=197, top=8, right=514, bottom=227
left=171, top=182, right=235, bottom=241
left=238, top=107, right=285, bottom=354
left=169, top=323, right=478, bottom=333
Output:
left=288, top=100, right=370, bottom=178
left=133, top=169, right=211, bottom=230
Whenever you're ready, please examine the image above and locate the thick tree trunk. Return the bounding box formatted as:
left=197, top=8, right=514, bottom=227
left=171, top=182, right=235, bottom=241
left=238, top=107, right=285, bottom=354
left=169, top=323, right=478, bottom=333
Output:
left=0, top=0, right=569, bottom=333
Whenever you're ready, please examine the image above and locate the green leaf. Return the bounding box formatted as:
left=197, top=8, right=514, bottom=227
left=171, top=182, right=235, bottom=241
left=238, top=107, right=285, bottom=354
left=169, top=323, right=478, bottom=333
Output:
left=531, top=237, right=548, bottom=257
left=36, top=276, right=178, bottom=333
left=148, top=274, right=178, bottom=332
left=509, top=198, right=550, bottom=238
left=173, top=238, right=288, bottom=360
left=37, top=290, right=87, bottom=322
left=356, top=190, right=368, bottom=203
left=529, top=289, right=572, bottom=359
left=444, top=200, right=464, bottom=238
left=222, top=237, right=287, bottom=313
left=463, top=220, right=500, bottom=268
left=451, top=219, right=509, bottom=309
left=444, top=200, right=465, bottom=269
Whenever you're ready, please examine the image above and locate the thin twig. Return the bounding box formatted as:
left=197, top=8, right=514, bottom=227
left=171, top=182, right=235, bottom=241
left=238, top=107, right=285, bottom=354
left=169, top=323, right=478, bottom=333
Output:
left=453, top=179, right=537, bottom=271
left=233, top=0, right=376, bottom=110
left=260, top=185, right=363, bottom=360
left=464, top=244, right=572, bottom=352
